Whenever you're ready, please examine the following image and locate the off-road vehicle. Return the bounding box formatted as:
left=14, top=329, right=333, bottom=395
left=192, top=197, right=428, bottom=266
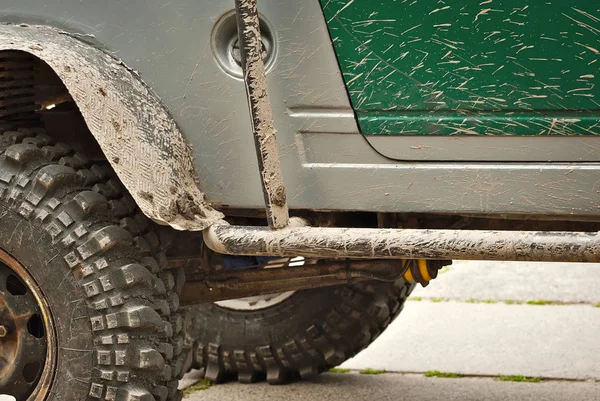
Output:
left=0, top=1, right=598, bottom=400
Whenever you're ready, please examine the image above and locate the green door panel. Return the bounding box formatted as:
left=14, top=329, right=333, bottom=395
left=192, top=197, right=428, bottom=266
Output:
left=320, top=0, right=599, bottom=137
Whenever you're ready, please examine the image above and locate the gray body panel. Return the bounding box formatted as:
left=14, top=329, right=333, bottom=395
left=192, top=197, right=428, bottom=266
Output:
left=2, top=1, right=600, bottom=219
left=0, top=25, right=222, bottom=230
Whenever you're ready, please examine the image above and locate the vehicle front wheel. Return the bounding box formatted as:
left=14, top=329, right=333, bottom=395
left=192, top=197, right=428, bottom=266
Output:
left=0, top=129, right=185, bottom=401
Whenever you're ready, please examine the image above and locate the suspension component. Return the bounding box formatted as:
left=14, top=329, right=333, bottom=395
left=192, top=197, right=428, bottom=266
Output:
left=403, top=259, right=451, bottom=287
left=177, top=255, right=451, bottom=305
left=180, top=258, right=407, bottom=304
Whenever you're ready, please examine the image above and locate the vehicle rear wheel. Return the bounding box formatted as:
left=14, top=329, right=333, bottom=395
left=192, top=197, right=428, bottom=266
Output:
left=186, top=276, right=414, bottom=384
left=0, top=128, right=185, bottom=401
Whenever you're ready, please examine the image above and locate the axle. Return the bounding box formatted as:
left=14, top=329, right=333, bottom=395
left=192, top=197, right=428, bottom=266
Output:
left=179, top=258, right=449, bottom=305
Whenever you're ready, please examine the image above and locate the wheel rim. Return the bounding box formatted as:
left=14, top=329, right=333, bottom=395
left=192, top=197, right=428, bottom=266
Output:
left=214, top=291, right=297, bottom=311
left=215, top=257, right=305, bottom=311
left=0, top=249, right=55, bottom=401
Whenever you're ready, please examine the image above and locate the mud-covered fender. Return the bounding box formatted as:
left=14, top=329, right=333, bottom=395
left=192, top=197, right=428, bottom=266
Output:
left=0, top=24, right=223, bottom=230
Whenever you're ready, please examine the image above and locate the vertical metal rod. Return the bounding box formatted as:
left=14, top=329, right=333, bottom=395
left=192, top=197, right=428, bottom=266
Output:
left=234, top=0, right=289, bottom=229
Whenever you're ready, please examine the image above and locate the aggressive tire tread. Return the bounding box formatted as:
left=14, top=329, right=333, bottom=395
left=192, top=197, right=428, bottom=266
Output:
left=188, top=278, right=414, bottom=385
left=0, top=128, right=184, bottom=401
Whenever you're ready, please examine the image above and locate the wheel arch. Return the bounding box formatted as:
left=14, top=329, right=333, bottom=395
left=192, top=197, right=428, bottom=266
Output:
left=0, top=24, right=223, bottom=230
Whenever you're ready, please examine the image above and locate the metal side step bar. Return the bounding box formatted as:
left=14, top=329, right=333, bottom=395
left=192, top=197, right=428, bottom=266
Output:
left=221, top=0, right=600, bottom=264
left=204, top=219, right=600, bottom=262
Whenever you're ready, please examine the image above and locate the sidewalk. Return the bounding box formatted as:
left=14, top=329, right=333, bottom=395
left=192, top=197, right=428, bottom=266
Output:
left=183, top=261, right=600, bottom=400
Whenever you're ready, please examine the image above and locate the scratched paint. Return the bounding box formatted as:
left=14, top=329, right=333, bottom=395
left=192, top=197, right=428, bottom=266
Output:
left=320, top=0, right=600, bottom=136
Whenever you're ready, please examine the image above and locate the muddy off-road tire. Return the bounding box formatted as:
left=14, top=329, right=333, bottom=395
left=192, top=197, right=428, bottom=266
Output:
left=186, top=279, right=414, bottom=384
left=0, top=128, right=186, bottom=401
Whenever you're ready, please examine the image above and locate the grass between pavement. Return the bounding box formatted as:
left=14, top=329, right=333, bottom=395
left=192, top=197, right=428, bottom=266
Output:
left=330, top=367, right=386, bottom=375
left=331, top=369, right=543, bottom=382
left=496, top=375, right=542, bottom=383
left=326, top=369, right=590, bottom=383
left=329, top=368, right=351, bottom=373
left=181, top=369, right=591, bottom=395
left=425, top=370, right=464, bottom=378
left=183, top=379, right=213, bottom=395
left=359, top=368, right=386, bottom=375
left=409, top=297, right=600, bottom=307
left=425, top=371, right=542, bottom=382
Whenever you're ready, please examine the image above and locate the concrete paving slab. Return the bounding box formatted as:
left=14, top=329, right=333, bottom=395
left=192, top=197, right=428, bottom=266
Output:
left=184, top=373, right=600, bottom=401
left=181, top=261, right=600, bottom=399
left=340, top=302, right=600, bottom=380
left=179, top=369, right=204, bottom=390
left=412, top=261, right=600, bottom=303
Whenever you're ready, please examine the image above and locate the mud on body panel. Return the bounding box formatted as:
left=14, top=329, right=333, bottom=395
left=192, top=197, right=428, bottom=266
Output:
left=0, top=24, right=222, bottom=230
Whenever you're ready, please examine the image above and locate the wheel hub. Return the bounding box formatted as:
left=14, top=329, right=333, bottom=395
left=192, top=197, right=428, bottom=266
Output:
left=0, top=250, right=53, bottom=401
